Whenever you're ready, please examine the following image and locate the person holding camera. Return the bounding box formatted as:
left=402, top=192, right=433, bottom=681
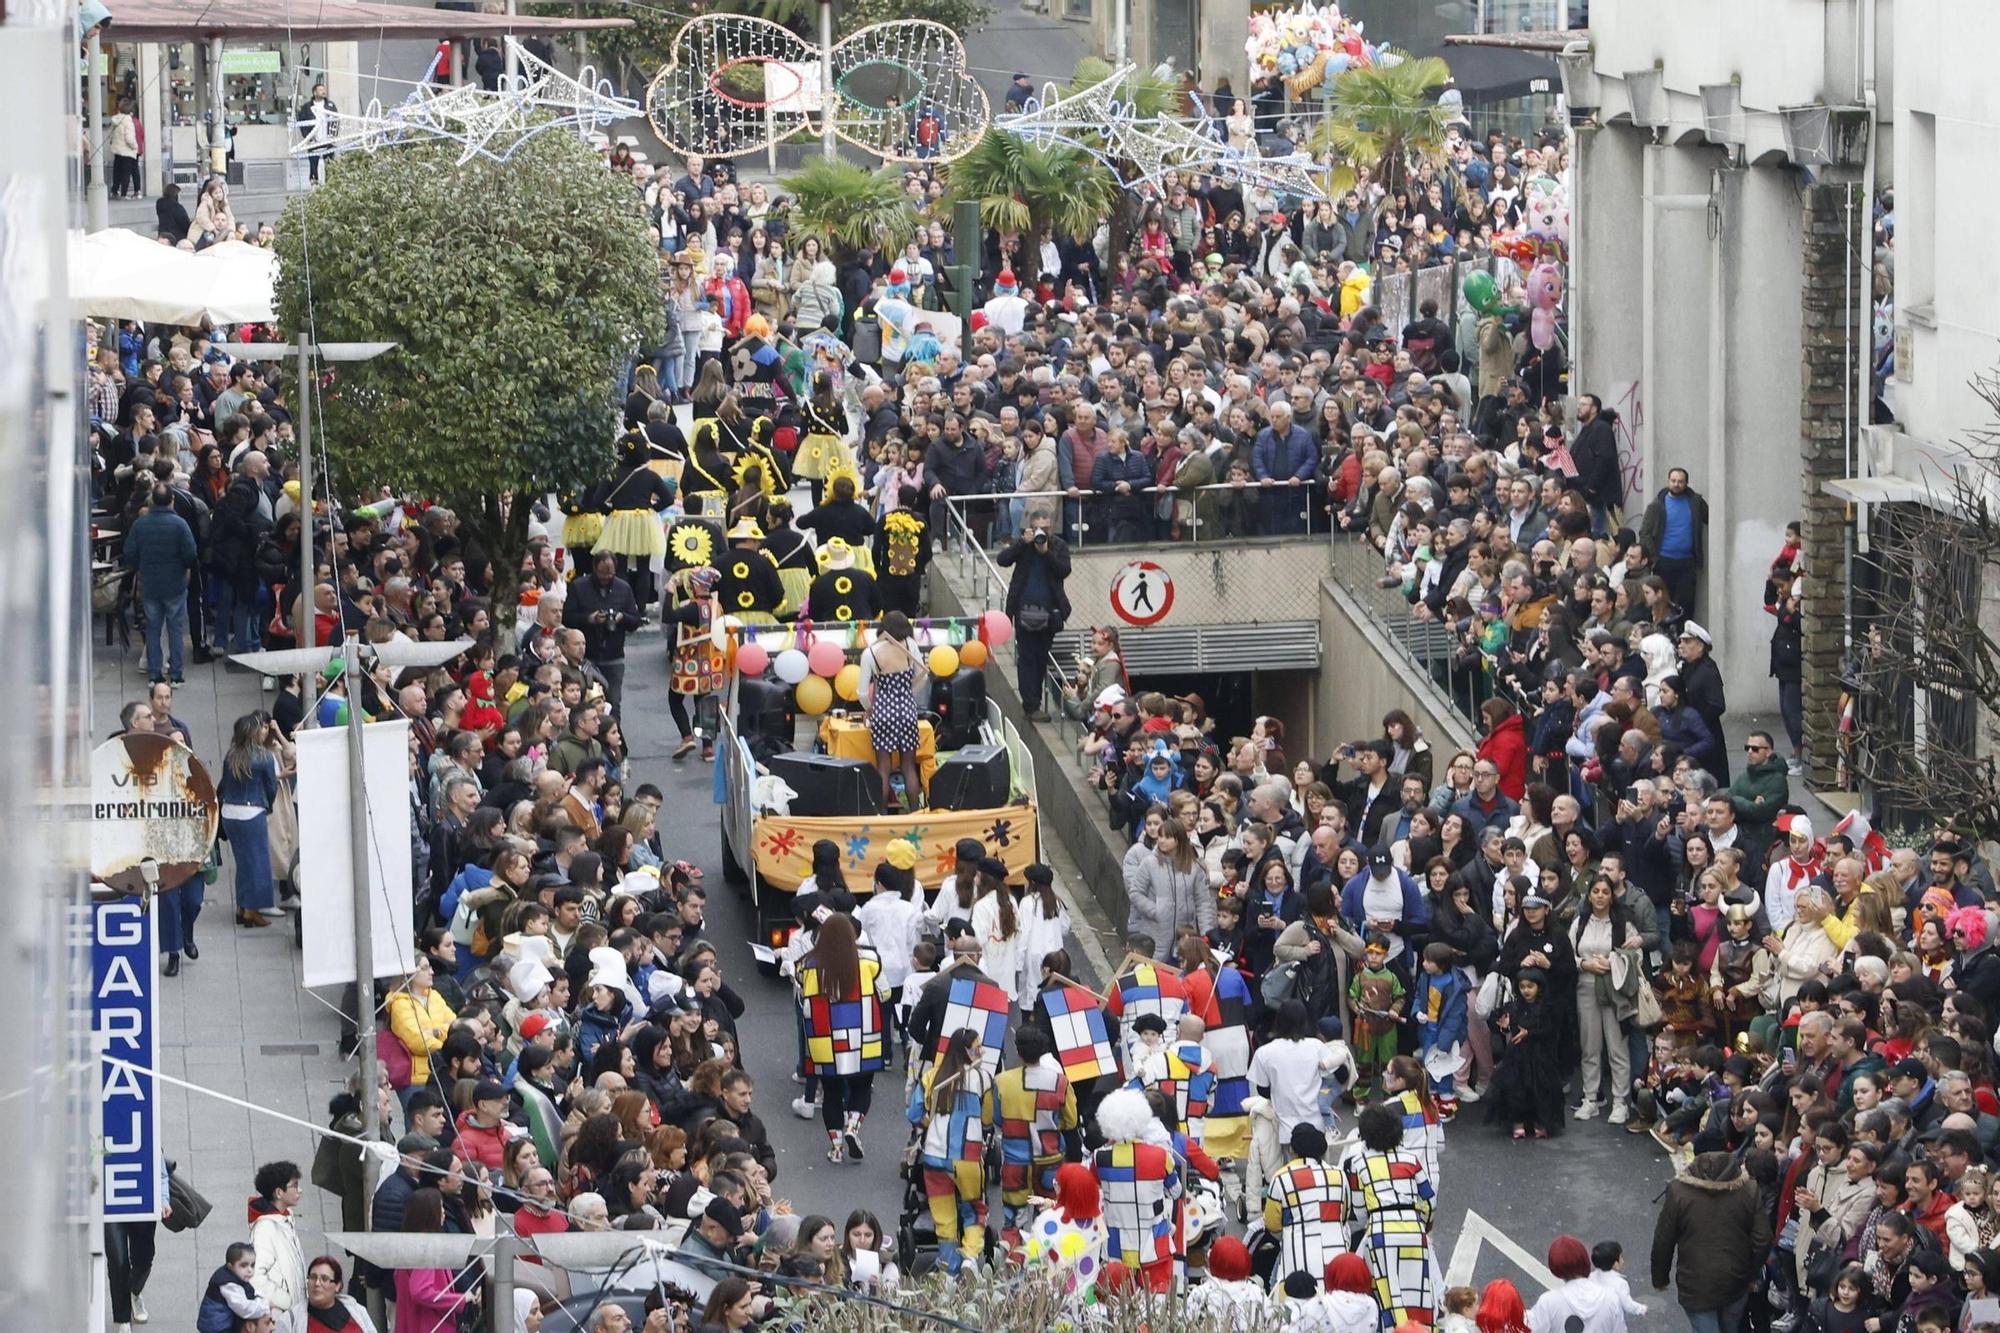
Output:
left=994, top=508, right=1071, bottom=721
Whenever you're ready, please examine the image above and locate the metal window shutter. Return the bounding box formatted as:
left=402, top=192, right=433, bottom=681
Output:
left=1054, top=622, right=1320, bottom=673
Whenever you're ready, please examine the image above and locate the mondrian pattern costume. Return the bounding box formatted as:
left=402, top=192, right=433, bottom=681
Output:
left=907, top=1062, right=997, bottom=1273
left=1345, top=1147, right=1438, bottom=1330
left=796, top=952, right=888, bottom=1077
left=997, top=1056, right=1079, bottom=1226
left=1038, top=985, right=1118, bottom=1082
left=1263, top=1152, right=1352, bottom=1281
left=935, top=974, right=1012, bottom=1077
left=1104, top=961, right=1188, bottom=1073
left=1127, top=1039, right=1216, bottom=1145
left=1091, top=1088, right=1185, bottom=1293
left=1201, top=965, right=1255, bottom=1161
left=1386, top=1088, right=1444, bottom=1196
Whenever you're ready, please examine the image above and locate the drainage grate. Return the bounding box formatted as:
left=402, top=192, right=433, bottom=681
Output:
left=258, top=1043, right=324, bottom=1056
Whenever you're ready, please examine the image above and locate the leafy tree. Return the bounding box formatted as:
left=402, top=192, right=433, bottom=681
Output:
left=779, top=158, right=921, bottom=260
left=945, top=130, right=1117, bottom=242
left=271, top=130, right=658, bottom=628
left=1308, top=53, right=1453, bottom=194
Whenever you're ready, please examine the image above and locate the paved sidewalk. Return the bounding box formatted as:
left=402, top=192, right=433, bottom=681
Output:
left=95, top=644, right=354, bottom=1324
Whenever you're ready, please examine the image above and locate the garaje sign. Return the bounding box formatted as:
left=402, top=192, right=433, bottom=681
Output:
left=90, top=732, right=219, bottom=894
left=93, top=897, right=160, bottom=1221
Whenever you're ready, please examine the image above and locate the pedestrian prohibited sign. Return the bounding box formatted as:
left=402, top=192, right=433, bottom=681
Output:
left=1109, top=560, right=1174, bottom=626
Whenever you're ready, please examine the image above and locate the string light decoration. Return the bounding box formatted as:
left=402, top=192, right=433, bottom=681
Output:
left=291, top=39, right=638, bottom=165
left=645, top=14, right=989, bottom=164
left=995, top=64, right=1330, bottom=200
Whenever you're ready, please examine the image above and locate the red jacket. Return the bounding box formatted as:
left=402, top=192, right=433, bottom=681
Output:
left=453, top=1108, right=508, bottom=1172
left=1476, top=713, right=1529, bottom=799
left=705, top=276, right=750, bottom=337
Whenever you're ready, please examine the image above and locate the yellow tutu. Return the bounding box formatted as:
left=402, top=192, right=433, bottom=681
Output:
left=596, top=508, right=667, bottom=558
left=562, top=512, right=604, bottom=547
left=777, top=566, right=811, bottom=617
left=793, top=432, right=853, bottom=481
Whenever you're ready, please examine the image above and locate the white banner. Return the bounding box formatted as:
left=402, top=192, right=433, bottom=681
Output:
left=297, top=720, right=416, bottom=988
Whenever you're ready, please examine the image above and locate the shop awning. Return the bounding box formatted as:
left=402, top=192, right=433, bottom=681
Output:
left=1440, top=40, right=1562, bottom=101
left=102, top=0, right=633, bottom=44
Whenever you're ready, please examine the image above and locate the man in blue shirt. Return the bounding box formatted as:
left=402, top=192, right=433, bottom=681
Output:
left=1640, top=466, right=1710, bottom=617
left=1251, top=401, right=1316, bottom=535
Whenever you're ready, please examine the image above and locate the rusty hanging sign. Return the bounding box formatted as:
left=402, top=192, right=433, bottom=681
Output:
left=90, top=732, right=219, bottom=894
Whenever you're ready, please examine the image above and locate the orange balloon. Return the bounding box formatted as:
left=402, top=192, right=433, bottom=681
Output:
left=958, top=640, right=989, bottom=668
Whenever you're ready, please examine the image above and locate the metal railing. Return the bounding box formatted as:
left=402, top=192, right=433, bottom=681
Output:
left=1324, top=530, right=1531, bottom=728
left=938, top=481, right=1338, bottom=556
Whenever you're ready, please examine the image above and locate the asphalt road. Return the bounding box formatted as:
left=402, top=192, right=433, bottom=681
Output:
left=610, top=622, right=1681, bottom=1317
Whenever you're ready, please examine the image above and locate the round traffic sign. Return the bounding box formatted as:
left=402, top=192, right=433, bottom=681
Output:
left=1109, top=560, right=1174, bottom=627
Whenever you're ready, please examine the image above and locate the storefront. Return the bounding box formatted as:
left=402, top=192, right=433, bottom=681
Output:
left=98, top=37, right=357, bottom=196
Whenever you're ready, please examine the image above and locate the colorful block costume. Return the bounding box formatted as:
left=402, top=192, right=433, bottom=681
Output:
left=1344, top=1148, right=1437, bottom=1331
left=1104, top=962, right=1188, bottom=1073
left=796, top=952, right=887, bottom=1076
left=1091, top=1140, right=1183, bottom=1291
left=1127, top=1039, right=1216, bottom=1144
left=1261, top=1154, right=1351, bottom=1284
left=997, top=1057, right=1079, bottom=1225
left=907, top=1062, right=998, bottom=1273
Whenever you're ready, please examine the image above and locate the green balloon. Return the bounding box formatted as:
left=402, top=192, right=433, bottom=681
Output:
left=1462, top=269, right=1498, bottom=314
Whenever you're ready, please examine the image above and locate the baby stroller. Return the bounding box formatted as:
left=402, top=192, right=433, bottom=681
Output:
left=895, top=1123, right=941, bottom=1277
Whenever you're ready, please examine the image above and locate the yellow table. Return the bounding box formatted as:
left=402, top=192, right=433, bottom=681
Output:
left=817, top=714, right=939, bottom=791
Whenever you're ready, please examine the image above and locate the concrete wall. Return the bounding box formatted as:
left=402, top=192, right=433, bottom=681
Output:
left=1062, top=540, right=1327, bottom=629
left=1314, top=577, right=1480, bottom=765
left=1889, top=0, right=2000, bottom=463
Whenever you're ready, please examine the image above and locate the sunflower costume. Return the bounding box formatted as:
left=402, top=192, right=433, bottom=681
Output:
left=792, top=396, right=853, bottom=483
left=683, top=419, right=735, bottom=519
left=715, top=518, right=785, bottom=625
left=594, top=455, right=674, bottom=561
left=806, top=539, right=879, bottom=623
left=874, top=507, right=931, bottom=617
left=665, top=518, right=722, bottom=574
left=762, top=512, right=818, bottom=619
left=559, top=481, right=607, bottom=555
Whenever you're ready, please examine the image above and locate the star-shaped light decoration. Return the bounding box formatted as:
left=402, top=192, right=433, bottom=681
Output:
left=292, top=39, right=639, bottom=165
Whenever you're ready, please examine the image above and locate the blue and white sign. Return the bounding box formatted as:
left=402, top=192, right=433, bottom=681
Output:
left=93, top=898, right=159, bottom=1221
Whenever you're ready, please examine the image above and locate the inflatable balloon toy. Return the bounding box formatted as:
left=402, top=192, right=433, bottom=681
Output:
left=1527, top=262, right=1564, bottom=352
left=1522, top=173, right=1571, bottom=258
left=1461, top=268, right=1499, bottom=316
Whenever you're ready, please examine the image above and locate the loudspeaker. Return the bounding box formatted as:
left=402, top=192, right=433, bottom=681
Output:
left=932, top=665, right=988, bottom=750
left=736, top=678, right=794, bottom=743
left=929, top=744, right=1010, bottom=811
left=764, top=751, right=884, bottom=817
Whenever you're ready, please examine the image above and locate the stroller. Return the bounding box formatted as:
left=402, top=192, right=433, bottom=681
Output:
left=895, top=1123, right=941, bottom=1277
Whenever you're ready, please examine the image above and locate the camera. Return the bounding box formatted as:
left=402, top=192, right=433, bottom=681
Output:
left=1666, top=792, right=1687, bottom=817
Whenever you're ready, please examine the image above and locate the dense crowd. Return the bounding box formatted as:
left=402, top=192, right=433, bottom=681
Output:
left=84, top=70, right=1963, bottom=1333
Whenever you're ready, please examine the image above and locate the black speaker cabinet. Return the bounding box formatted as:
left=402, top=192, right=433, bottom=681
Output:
left=763, top=751, right=884, bottom=817
left=929, top=744, right=1010, bottom=811
left=932, top=665, right=988, bottom=750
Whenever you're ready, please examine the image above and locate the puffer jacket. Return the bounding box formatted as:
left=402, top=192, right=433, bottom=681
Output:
left=1125, top=851, right=1215, bottom=952
left=1650, top=1152, right=1773, bottom=1312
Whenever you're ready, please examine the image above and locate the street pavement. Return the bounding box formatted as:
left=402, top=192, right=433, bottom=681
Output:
left=96, top=609, right=1683, bottom=1329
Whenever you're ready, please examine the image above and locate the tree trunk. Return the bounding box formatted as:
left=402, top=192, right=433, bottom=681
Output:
left=460, top=490, right=537, bottom=635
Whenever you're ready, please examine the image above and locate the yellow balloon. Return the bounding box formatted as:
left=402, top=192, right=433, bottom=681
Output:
left=834, top=663, right=863, bottom=702
left=958, top=640, right=989, bottom=669
left=795, top=674, right=834, bottom=715
left=928, top=644, right=960, bottom=678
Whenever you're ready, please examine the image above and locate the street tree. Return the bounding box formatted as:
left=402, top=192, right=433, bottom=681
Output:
left=271, top=129, right=659, bottom=629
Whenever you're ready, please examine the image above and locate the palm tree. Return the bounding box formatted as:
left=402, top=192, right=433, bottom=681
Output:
left=779, top=159, right=921, bottom=260
left=944, top=131, right=1119, bottom=243
left=1308, top=53, right=1453, bottom=194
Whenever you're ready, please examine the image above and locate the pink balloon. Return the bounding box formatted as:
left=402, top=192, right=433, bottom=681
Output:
left=981, top=610, right=1015, bottom=647
left=807, top=639, right=845, bottom=678
left=735, top=642, right=770, bottom=676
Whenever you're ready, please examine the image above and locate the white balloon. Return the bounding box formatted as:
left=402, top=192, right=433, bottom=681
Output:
left=774, top=648, right=812, bottom=684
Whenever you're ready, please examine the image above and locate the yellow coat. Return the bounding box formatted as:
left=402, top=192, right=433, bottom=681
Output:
left=387, top=986, right=457, bottom=1086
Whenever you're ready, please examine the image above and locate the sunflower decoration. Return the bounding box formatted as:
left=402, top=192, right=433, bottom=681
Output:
left=823, top=458, right=864, bottom=501
left=882, top=509, right=925, bottom=577
left=732, top=451, right=777, bottom=498
left=667, top=518, right=720, bottom=572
